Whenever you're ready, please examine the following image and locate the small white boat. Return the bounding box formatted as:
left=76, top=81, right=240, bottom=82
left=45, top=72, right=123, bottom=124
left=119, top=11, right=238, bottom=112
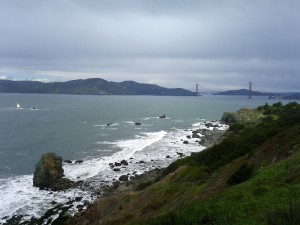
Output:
left=16, top=103, right=22, bottom=109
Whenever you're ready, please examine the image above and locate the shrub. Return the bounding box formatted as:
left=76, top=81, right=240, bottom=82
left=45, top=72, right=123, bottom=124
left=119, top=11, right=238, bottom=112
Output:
left=228, top=164, right=253, bottom=185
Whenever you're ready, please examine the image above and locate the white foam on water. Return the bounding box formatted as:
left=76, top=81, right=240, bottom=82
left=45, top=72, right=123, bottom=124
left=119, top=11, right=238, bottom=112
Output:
left=64, top=159, right=106, bottom=180
left=96, top=140, right=117, bottom=145
left=0, top=175, right=92, bottom=224
left=123, top=120, right=135, bottom=124
left=142, top=116, right=163, bottom=120
left=192, top=122, right=202, bottom=127
left=112, top=131, right=167, bottom=161
left=0, top=121, right=229, bottom=223
left=63, top=131, right=167, bottom=181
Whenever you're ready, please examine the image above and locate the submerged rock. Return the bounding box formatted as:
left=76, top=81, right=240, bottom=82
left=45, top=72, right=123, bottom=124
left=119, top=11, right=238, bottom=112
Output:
left=33, top=152, right=73, bottom=191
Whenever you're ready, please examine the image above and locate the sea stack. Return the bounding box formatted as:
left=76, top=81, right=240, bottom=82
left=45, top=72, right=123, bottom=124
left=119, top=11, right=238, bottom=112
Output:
left=33, top=152, right=73, bottom=191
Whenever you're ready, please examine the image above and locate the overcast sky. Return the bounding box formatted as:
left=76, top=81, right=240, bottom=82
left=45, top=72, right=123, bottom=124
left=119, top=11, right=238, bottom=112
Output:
left=0, top=0, right=299, bottom=92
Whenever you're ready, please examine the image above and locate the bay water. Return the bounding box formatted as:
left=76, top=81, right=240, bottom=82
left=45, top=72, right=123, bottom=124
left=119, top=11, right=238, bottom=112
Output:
left=0, top=93, right=296, bottom=221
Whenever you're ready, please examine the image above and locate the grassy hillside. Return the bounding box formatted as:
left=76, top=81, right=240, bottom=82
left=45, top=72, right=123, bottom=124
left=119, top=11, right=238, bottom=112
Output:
left=92, top=102, right=300, bottom=225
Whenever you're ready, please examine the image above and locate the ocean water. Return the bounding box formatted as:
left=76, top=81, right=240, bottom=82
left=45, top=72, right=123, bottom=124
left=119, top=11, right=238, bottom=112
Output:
left=0, top=93, right=297, bottom=221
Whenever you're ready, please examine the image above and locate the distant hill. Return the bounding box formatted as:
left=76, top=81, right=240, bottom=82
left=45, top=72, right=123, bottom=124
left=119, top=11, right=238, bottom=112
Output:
left=0, top=78, right=194, bottom=96
left=213, top=89, right=268, bottom=96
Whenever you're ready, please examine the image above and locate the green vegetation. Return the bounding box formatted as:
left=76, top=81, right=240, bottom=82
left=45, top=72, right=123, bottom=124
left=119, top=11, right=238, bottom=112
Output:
left=128, top=102, right=300, bottom=225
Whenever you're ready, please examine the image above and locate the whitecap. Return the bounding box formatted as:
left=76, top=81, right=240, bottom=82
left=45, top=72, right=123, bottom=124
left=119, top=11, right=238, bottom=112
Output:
left=0, top=175, right=93, bottom=223
left=64, top=131, right=166, bottom=180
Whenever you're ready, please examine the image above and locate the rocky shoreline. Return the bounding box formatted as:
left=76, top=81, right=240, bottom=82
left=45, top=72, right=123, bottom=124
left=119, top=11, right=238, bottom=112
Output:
left=74, top=123, right=228, bottom=197
left=65, top=126, right=228, bottom=225
left=3, top=122, right=228, bottom=225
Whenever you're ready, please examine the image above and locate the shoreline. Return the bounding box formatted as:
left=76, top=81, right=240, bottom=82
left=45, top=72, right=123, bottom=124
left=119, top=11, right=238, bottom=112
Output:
left=65, top=126, right=228, bottom=225
left=2, top=121, right=228, bottom=224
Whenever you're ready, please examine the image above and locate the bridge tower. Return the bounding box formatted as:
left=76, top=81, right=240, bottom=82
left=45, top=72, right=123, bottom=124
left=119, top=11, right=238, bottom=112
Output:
left=248, top=82, right=252, bottom=98
left=195, top=83, right=199, bottom=96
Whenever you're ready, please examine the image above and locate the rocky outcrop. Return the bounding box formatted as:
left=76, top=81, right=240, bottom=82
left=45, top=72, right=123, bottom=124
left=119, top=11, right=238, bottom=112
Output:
left=199, top=129, right=227, bottom=148
left=221, top=108, right=264, bottom=125
left=33, top=152, right=74, bottom=191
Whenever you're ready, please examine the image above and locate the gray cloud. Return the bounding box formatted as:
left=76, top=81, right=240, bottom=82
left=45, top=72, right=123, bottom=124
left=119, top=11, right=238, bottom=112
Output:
left=0, top=0, right=300, bottom=92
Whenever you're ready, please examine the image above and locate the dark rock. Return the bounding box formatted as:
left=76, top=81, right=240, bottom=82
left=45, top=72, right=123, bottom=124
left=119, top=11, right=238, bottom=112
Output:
left=113, top=168, right=121, bottom=172
left=80, top=181, right=87, bottom=187
left=166, top=155, right=171, bottom=158
left=51, top=178, right=75, bottom=191
left=192, top=133, right=201, bottom=138
left=114, top=162, right=122, bottom=166
left=205, top=123, right=214, bottom=127
left=183, top=140, right=189, bottom=144
left=159, top=114, right=166, bottom=118
left=119, top=175, right=129, bottom=182
left=107, top=123, right=113, bottom=126
left=121, top=160, right=128, bottom=165
left=75, top=160, right=83, bottom=164
left=177, top=152, right=184, bottom=157
left=75, top=197, right=83, bottom=202
left=66, top=200, right=75, bottom=205
left=135, top=122, right=142, bottom=125
left=83, top=200, right=90, bottom=206
left=51, top=201, right=57, bottom=205
left=33, top=152, right=73, bottom=191
left=139, top=160, right=145, bottom=164
left=186, top=135, right=191, bottom=139
left=76, top=205, right=84, bottom=209
left=64, top=160, right=72, bottom=164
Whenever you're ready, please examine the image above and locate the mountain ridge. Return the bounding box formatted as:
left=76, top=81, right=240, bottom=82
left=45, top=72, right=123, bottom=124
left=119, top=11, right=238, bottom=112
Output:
left=213, top=88, right=268, bottom=96
left=0, top=78, right=194, bottom=96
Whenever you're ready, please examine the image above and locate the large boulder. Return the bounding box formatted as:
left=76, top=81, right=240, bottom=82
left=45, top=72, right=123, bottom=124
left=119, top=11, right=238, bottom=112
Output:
left=33, top=152, right=73, bottom=191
